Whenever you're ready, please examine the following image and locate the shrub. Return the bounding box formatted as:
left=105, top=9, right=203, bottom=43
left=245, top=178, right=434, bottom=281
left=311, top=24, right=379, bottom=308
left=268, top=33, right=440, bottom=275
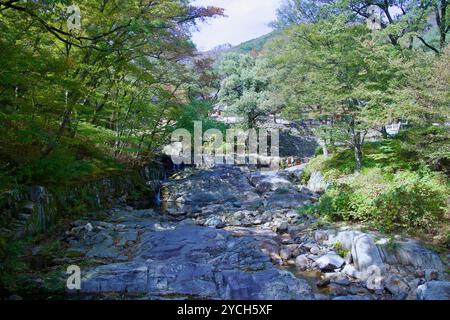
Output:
left=399, top=126, right=450, bottom=175
left=300, top=155, right=327, bottom=184
left=15, top=151, right=96, bottom=185
left=373, top=171, right=448, bottom=232
left=312, top=169, right=449, bottom=233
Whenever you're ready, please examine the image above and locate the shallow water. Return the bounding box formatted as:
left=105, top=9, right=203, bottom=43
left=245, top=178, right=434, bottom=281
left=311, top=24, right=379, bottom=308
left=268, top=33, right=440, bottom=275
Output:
left=280, top=266, right=324, bottom=294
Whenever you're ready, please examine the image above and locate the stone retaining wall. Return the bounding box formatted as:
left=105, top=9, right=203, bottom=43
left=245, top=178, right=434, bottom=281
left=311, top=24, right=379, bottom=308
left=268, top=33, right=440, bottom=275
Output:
left=0, top=163, right=165, bottom=238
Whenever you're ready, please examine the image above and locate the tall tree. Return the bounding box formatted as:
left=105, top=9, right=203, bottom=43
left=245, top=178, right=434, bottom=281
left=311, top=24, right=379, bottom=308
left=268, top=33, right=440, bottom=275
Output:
left=272, top=0, right=336, bottom=28
left=272, top=0, right=449, bottom=53
left=217, top=53, right=278, bottom=128
left=341, top=0, right=448, bottom=52
left=269, top=17, right=408, bottom=171
left=0, top=0, right=224, bottom=167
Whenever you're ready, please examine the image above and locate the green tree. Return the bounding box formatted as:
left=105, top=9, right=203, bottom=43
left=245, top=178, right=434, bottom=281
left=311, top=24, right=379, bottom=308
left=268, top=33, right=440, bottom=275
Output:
left=0, top=0, right=224, bottom=184
left=217, top=53, right=279, bottom=128
left=272, top=1, right=449, bottom=53
left=272, top=0, right=336, bottom=28
left=269, top=17, right=408, bottom=171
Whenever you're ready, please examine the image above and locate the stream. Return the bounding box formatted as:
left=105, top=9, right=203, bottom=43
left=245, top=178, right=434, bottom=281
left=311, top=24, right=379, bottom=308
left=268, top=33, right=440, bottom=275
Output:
left=25, top=165, right=450, bottom=300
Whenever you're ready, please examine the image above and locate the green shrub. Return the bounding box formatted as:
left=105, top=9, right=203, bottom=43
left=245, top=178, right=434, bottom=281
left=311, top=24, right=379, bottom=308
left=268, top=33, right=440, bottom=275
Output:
left=0, top=239, right=29, bottom=293
left=16, top=151, right=96, bottom=185
left=334, top=241, right=350, bottom=258
left=314, top=146, right=324, bottom=156
left=300, top=155, right=327, bottom=184
left=373, top=171, right=448, bottom=232
left=312, top=169, right=449, bottom=233
left=399, top=126, right=450, bottom=175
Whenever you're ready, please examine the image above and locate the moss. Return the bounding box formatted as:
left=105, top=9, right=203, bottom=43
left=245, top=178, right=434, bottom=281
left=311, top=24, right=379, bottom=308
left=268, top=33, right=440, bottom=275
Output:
left=334, top=241, right=350, bottom=258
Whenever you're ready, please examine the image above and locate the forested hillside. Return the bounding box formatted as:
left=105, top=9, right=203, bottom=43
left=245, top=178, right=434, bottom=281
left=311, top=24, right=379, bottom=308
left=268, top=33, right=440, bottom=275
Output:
left=0, top=0, right=223, bottom=190
left=215, top=0, right=449, bottom=242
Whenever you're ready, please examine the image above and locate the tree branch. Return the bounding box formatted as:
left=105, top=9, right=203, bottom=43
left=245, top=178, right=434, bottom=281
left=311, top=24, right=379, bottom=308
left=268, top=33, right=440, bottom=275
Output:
left=417, top=36, right=440, bottom=54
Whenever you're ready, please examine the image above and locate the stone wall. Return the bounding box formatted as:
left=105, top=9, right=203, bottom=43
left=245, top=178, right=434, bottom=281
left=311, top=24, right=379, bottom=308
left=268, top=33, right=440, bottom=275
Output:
left=0, top=163, right=165, bottom=238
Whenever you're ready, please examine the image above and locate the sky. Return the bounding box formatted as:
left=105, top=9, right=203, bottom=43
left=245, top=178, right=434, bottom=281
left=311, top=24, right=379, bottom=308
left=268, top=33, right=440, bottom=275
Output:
left=191, top=0, right=283, bottom=52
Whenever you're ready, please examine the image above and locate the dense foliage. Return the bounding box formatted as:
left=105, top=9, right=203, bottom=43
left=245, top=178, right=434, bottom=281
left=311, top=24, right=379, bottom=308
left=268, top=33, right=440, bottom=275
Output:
left=301, top=136, right=449, bottom=237
left=1, top=0, right=449, bottom=258
left=0, top=0, right=223, bottom=190
left=213, top=1, right=449, bottom=238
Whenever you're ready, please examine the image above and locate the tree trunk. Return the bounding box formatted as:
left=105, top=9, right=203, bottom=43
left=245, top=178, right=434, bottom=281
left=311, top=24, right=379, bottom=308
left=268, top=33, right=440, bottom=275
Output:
left=349, top=118, right=364, bottom=173
left=322, top=143, right=329, bottom=158
left=354, top=139, right=363, bottom=173
left=58, top=108, right=72, bottom=137
left=381, top=126, right=389, bottom=139
left=438, top=0, right=447, bottom=52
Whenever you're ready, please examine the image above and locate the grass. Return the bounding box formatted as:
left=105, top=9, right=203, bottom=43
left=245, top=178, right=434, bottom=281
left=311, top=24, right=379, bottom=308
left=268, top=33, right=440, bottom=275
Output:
left=303, top=138, right=421, bottom=182
left=304, top=126, right=449, bottom=183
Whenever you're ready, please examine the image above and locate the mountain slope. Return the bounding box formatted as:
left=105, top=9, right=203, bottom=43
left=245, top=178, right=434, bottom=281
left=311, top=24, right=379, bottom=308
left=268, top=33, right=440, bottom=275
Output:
left=230, top=30, right=282, bottom=54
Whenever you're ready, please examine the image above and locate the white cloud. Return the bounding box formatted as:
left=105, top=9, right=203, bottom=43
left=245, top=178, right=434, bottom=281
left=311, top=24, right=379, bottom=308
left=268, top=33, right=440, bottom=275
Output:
left=191, top=0, right=283, bottom=51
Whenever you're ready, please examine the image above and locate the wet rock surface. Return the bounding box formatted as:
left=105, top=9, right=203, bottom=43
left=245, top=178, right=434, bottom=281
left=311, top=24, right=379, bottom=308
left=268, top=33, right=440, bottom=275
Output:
left=79, top=221, right=312, bottom=299
left=57, top=165, right=449, bottom=300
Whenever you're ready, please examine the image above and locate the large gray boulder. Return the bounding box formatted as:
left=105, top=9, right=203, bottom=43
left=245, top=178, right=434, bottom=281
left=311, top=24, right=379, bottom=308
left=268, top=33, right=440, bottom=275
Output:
left=384, top=274, right=410, bottom=299
left=81, top=225, right=313, bottom=300
left=417, top=281, right=450, bottom=300
left=378, top=240, right=445, bottom=278
left=316, top=252, right=345, bottom=271
left=264, top=191, right=311, bottom=210
left=327, top=231, right=362, bottom=250
left=328, top=231, right=444, bottom=282
left=250, top=171, right=293, bottom=194
left=307, top=171, right=328, bottom=193
left=351, top=233, right=385, bottom=278
left=327, top=231, right=384, bottom=278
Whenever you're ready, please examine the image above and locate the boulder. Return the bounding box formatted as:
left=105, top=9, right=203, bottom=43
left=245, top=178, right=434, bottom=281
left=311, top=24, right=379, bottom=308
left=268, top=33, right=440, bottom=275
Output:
left=255, top=182, right=272, bottom=194
left=314, top=230, right=329, bottom=243
left=204, top=216, right=225, bottom=229
left=342, top=265, right=361, bottom=279
left=316, top=252, right=345, bottom=271
left=329, top=231, right=445, bottom=283
left=328, top=231, right=384, bottom=278
left=273, top=220, right=289, bottom=233
left=364, top=265, right=385, bottom=291
left=295, top=254, right=310, bottom=271
left=310, top=246, right=320, bottom=255
left=307, top=171, right=328, bottom=193
left=265, top=192, right=310, bottom=210
left=424, top=269, right=439, bottom=282
left=280, top=248, right=292, bottom=260
left=384, top=274, right=410, bottom=299
left=327, top=230, right=361, bottom=250
left=351, top=233, right=384, bottom=278
left=417, top=281, right=450, bottom=300
left=378, top=240, right=444, bottom=278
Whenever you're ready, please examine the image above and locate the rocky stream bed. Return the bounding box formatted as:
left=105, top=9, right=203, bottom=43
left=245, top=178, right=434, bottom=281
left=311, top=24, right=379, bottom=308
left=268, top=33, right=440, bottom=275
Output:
left=27, top=165, right=450, bottom=300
